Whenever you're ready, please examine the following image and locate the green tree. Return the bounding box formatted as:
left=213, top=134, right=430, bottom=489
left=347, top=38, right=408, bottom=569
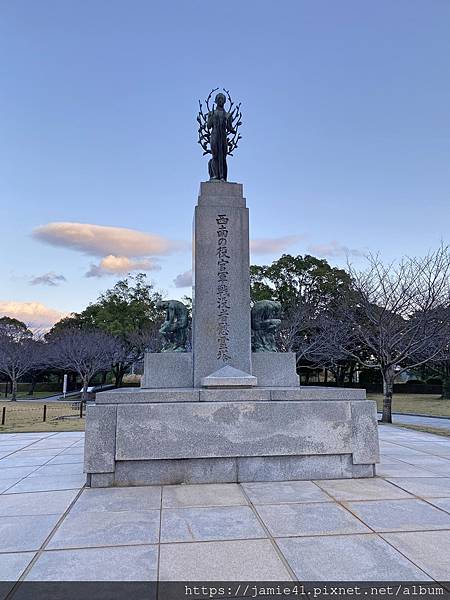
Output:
left=250, top=254, right=352, bottom=311
left=250, top=254, right=357, bottom=382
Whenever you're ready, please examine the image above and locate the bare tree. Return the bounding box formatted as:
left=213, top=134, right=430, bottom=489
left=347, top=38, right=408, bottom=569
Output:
left=47, top=328, right=120, bottom=401
left=337, top=246, right=450, bottom=422
left=0, top=318, right=45, bottom=401
left=279, top=303, right=358, bottom=384
left=425, top=353, right=450, bottom=399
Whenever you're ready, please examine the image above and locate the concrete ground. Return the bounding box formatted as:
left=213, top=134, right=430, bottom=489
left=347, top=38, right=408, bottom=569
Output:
left=0, top=426, right=450, bottom=587
left=386, top=412, right=450, bottom=433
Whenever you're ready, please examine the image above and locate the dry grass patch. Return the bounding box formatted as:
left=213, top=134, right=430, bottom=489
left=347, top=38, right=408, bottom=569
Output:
left=368, top=393, right=450, bottom=417
left=0, top=401, right=85, bottom=433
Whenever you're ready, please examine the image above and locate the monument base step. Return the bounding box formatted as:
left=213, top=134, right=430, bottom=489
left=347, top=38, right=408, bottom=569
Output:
left=87, top=455, right=374, bottom=488
left=84, top=387, right=380, bottom=488
left=141, top=352, right=299, bottom=389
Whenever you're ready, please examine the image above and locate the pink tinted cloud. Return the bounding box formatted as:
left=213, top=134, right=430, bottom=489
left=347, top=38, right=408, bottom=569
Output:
left=85, top=255, right=161, bottom=278
left=33, top=222, right=184, bottom=257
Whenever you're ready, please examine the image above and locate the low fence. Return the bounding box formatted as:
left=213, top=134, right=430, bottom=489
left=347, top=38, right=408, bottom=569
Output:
left=0, top=401, right=85, bottom=427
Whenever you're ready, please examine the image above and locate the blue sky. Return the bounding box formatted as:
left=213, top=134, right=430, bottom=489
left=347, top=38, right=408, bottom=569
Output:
left=1, top=0, right=449, bottom=327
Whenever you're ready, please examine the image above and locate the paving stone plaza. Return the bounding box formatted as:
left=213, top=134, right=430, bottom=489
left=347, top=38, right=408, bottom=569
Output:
left=1, top=425, right=450, bottom=586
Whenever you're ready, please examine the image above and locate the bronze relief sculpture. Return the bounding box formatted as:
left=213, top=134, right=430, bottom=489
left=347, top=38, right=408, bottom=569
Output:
left=157, top=300, right=189, bottom=352
left=251, top=300, right=282, bottom=352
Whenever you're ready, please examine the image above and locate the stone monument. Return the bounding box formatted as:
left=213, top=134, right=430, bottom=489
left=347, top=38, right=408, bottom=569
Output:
left=84, top=89, right=379, bottom=487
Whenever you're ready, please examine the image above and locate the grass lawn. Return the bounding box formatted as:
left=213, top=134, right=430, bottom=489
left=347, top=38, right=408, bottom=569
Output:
left=0, top=401, right=85, bottom=433
left=367, top=393, right=450, bottom=417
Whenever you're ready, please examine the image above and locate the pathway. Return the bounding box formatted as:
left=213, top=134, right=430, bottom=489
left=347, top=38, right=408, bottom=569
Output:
left=0, top=426, right=450, bottom=588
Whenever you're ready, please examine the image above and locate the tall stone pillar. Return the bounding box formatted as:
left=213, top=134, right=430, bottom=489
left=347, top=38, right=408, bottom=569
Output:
left=192, top=181, right=252, bottom=386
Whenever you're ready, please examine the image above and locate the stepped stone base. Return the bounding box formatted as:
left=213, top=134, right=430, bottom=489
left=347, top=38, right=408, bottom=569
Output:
left=252, top=352, right=299, bottom=387
left=84, top=387, right=379, bottom=488
left=141, top=351, right=298, bottom=389
left=141, top=352, right=192, bottom=388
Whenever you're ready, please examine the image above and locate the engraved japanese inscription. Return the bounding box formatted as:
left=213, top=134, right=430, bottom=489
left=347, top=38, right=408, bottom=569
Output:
left=216, top=214, right=231, bottom=361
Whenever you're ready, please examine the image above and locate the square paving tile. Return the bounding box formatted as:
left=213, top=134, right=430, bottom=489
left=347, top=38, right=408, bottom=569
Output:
left=0, top=445, right=27, bottom=453
left=255, top=502, right=370, bottom=537
left=392, top=454, right=450, bottom=470
left=159, top=539, right=292, bottom=580
left=0, top=551, right=35, bottom=579
left=25, top=545, right=158, bottom=581
left=30, top=463, right=84, bottom=477
left=46, top=454, right=83, bottom=465
left=386, top=477, right=450, bottom=498
left=381, top=530, right=450, bottom=580
left=0, top=514, right=60, bottom=552
left=241, top=481, right=332, bottom=504
left=0, top=479, right=19, bottom=493
left=276, top=534, right=431, bottom=580
left=398, top=441, right=450, bottom=453
left=345, top=498, right=450, bottom=531
left=25, top=440, right=76, bottom=450
left=162, top=483, right=247, bottom=508
left=0, top=454, right=54, bottom=468
left=59, top=448, right=84, bottom=456
left=160, top=505, right=266, bottom=543
left=0, top=466, right=39, bottom=480
left=0, top=489, right=79, bottom=516
left=394, top=457, right=450, bottom=476
left=381, top=447, right=429, bottom=458
left=426, top=497, right=450, bottom=513
left=5, top=473, right=85, bottom=493
left=314, top=478, right=412, bottom=501
left=47, top=509, right=160, bottom=549
left=70, top=486, right=161, bottom=514
left=375, top=463, right=440, bottom=477
left=18, top=446, right=61, bottom=460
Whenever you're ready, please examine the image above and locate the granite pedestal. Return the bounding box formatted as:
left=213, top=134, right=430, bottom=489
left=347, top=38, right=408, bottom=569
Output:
left=192, top=181, right=252, bottom=386
left=84, top=386, right=379, bottom=487
left=84, top=180, right=380, bottom=487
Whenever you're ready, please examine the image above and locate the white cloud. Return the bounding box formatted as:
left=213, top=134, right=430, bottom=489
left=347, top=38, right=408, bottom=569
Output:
left=0, top=301, right=67, bottom=329
left=85, top=255, right=161, bottom=278
left=173, top=270, right=192, bottom=288
left=33, top=222, right=183, bottom=257
left=29, top=272, right=67, bottom=287
left=250, top=235, right=304, bottom=255
left=308, top=240, right=364, bottom=258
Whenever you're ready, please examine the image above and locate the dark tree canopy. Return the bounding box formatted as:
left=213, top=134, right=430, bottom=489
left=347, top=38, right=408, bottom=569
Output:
left=250, top=254, right=352, bottom=312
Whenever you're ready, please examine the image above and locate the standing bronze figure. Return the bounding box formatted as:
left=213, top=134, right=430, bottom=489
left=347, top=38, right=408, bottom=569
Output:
left=197, top=88, right=242, bottom=181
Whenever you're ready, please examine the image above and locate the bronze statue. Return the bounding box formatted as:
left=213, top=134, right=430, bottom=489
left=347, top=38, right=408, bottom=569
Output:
left=197, top=88, right=242, bottom=181
left=157, top=300, right=189, bottom=352
left=251, top=300, right=282, bottom=352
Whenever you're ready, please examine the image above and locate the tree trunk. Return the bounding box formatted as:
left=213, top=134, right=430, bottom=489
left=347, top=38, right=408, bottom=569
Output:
left=11, top=378, right=17, bottom=402
left=81, top=378, right=89, bottom=402
left=442, top=375, right=450, bottom=400
left=115, top=368, right=125, bottom=388
left=381, top=367, right=395, bottom=423
left=113, top=363, right=126, bottom=388
left=324, top=368, right=328, bottom=383
left=337, top=366, right=345, bottom=387
left=348, top=363, right=355, bottom=384
left=28, top=375, right=37, bottom=396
